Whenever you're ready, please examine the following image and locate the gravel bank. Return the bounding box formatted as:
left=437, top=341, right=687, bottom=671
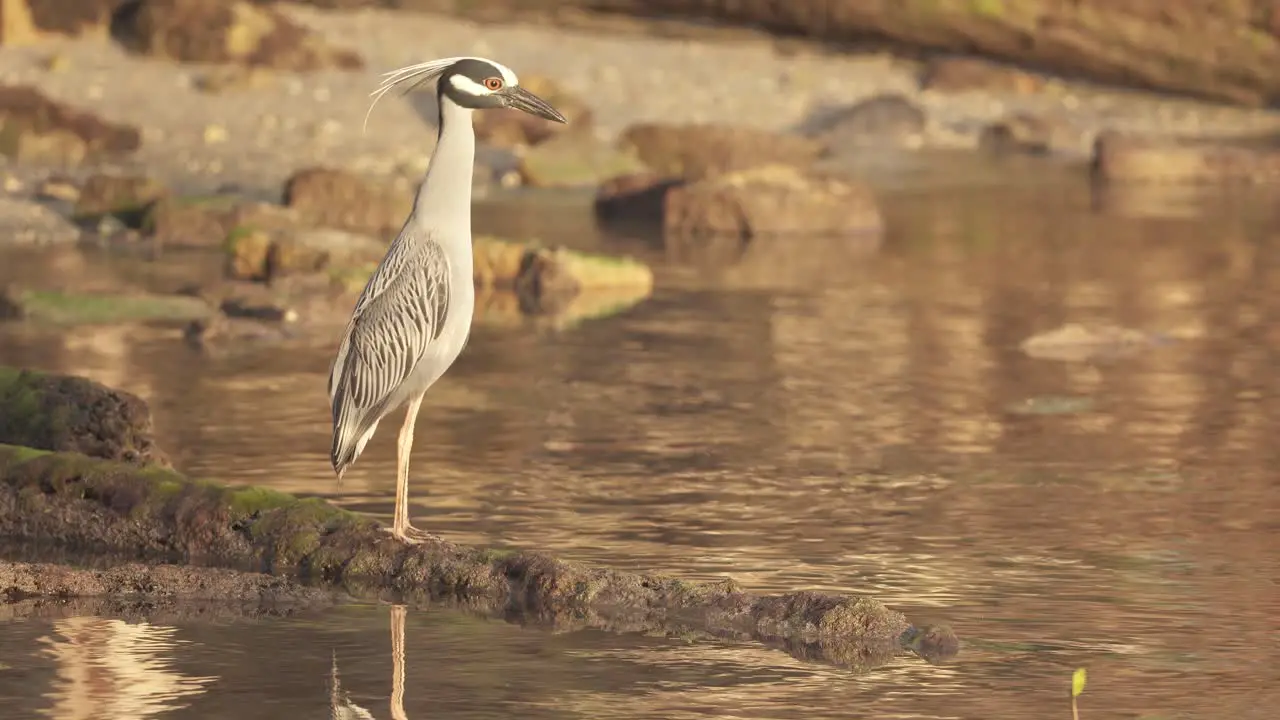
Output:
left=2, top=4, right=1280, bottom=201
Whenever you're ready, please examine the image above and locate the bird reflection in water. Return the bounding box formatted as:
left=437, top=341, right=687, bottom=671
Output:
left=331, top=605, right=410, bottom=720
left=37, top=617, right=216, bottom=719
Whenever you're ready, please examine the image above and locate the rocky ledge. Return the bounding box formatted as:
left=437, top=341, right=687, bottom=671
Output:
left=0, top=366, right=959, bottom=671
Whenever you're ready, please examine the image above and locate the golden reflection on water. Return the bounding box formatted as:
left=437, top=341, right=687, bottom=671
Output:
left=36, top=618, right=215, bottom=719
left=3, top=176, right=1280, bottom=718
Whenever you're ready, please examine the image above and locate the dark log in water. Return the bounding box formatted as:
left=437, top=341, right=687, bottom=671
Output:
left=0, top=444, right=957, bottom=669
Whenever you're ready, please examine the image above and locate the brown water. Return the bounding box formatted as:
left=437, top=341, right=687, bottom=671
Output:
left=2, top=166, right=1279, bottom=719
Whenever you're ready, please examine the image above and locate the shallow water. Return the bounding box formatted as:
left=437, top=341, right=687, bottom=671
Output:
left=2, top=165, right=1279, bottom=718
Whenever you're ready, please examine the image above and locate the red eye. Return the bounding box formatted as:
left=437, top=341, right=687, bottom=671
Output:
left=483, top=77, right=503, bottom=91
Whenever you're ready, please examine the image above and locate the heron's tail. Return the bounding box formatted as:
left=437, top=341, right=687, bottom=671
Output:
left=331, top=417, right=378, bottom=483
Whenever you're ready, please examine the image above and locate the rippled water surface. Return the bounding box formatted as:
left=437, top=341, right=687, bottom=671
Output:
left=2, top=167, right=1278, bottom=719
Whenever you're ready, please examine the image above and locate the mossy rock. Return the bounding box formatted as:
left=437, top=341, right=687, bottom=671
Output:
left=0, top=368, right=169, bottom=466
left=0, top=440, right=947, bottom=670
left=473, top=236, right=652, bottom=291
left=0, top=287, right=213, bottom=326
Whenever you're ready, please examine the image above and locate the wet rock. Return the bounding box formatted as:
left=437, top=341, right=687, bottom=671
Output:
left=663, top=164, right=883, bottom=239
left=0, top=560, right=335, bottom=605
left=619, top=123, right=825, bottom=180
left=0, top=367, right=170, bottom=466
left=801, top=94, right=927, bottom=152
left=921, top=56, right=1045, bottom=94
left=473, top=236, right=653, bottom=295
left=111, top=0, right=365, bottom=71
left=0, top=0, right=119, bottom=44
left=225, top=226, right=387, bottom=282
left=219, top=296, right=297, bottom=323
left=978, top=112, right=1079, bottom=157
left=473, top=75, right=591, bottom=149
left=512, top=249, right=581, bottom=315
left=0, top=442, right=938, bottom=672
left=0, top=85, right=141, bottom=163
left=515, top=133, right=647, bottom=188
left=593, top=171, right=683, bottom=226
left=1092, top=132, right=1280, bottom=184
left=141, top=195, right=296, bottom=249
left=72, top=173, right=169, bottom=226
left=0, top=286, right=213, bottom=325
left=1020, top=323, right=1169, bottom=362
left=283, top=167, right=412, bottom=236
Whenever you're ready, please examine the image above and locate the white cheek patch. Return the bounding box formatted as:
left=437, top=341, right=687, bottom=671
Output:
left=448, top=74, right=492, bottom=96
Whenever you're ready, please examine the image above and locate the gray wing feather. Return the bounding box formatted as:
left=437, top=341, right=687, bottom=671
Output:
left=328, top=236, right=451, bottom=470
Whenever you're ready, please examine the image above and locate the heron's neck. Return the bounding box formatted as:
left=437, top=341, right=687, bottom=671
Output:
left=414, top=94, right=475, bottom=241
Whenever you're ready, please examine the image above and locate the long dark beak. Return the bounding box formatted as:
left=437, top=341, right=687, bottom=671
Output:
left=503, top=86, right=566, bottom=123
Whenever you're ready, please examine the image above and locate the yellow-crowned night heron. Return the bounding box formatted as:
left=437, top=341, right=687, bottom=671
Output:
left=329, top=57, right=566, bottom=543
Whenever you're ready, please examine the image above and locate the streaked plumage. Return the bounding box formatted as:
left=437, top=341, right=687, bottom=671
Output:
left=328, top=235, right=451, bottom=476
left=328, top=55, right=566, bottom=544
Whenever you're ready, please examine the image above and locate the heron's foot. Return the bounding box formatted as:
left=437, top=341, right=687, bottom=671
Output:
left=381, top=524, right=438, bottom=545
left=404, top=525, right=439, bottom=543
left=382, top=525, right=424, bottom=545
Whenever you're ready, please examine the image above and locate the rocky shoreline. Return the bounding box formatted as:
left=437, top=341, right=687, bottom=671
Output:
left=2, top=2, right=1279, bottom=244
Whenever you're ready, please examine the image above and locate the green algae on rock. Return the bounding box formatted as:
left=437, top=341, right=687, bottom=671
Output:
left=0, top=442, right=954, bottom=670
left=0, top=368, right=170, bottom=467
left=0, top=287, right=212, bottom=326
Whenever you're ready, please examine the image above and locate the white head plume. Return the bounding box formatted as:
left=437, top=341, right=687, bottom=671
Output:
left=362, top=56, right=518, bottom=134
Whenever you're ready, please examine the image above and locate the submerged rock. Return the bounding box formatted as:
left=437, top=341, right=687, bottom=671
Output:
left=111, top=0, right=365, bottom=71
left=0, top=367, right=170, bottom=466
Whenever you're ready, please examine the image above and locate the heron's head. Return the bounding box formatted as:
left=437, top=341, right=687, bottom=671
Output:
left=439, top=58, right=565, bottom=122
left=364, top=55, right=566, bottom=131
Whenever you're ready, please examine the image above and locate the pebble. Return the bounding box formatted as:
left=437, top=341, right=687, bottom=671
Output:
left=204, top=125, right=229, bottom=144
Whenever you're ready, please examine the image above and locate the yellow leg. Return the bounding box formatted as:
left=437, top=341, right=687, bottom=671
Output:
left=385, top=393, right=432, bottom=544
